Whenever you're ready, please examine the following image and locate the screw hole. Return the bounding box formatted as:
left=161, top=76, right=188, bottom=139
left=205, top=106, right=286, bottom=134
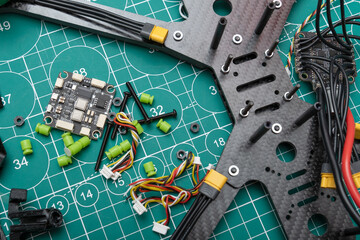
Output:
left=233, top=72, right=238, bottom=77
left=262, top=62, right=267, bottom=67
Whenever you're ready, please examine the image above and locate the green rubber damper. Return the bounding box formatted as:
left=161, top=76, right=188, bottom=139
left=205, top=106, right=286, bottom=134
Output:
left=62, top=132, right=74, bottom=147
left=143, top=161, right=156, bottom=177
left=65, top=142, right=82, bottom=157
left=64, top=136, right=90, bottom=156
left=105, top=139, right=131, bottom=160
left=140, top=93, right=154, bottom=105
left=156, top=119, right=171, bottom=133
left=132, top=120, right=144, bottom=135
left=35, top=123, right=51, bottom=136
left=57, top=155, right=72, bottom=167
left=0, top=0, right=9, bottom=6
left=20, top=139, right=33, bottom=155
left=78, top=136, right=91, bottom=148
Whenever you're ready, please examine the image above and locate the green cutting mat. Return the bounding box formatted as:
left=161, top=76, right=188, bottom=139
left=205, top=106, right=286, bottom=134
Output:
left=0, top=0, right=359, bottom=239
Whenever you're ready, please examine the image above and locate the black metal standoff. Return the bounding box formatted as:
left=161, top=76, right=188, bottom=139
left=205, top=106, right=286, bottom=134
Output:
left=239, top=101, right=254, bottom=118
left=95, top=121, right=114, bottom=171
left=138, top=109, right=177, bottom=124
left=293, top=102, right=321, bottom=128
left=111, top=92, right=131, bottom=140
left=265, top=39, right=279, bottom=59
left=221, top=54, right=234, bottom=74
left=126, top=82, right=150, bottom=123
left=211, top=17, right=227, bottom=50
left=255, top=2, right=276, bottom=35
left=284, top=84, right=301, bottom=101
left=249, top=121, right=271, bottom=143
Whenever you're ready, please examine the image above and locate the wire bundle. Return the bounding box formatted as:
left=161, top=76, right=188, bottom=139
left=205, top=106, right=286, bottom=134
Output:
left=128, top=152, right=204, bottom=227
left=19, top=0, right=148, bottom=39
left=292, top=0, right=360, bottom=234
left=105, top=112, right=140, bottom=174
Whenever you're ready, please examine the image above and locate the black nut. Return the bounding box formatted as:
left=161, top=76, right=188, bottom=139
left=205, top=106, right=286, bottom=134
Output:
left=176, top=150, right=186, bottom=160
left=14, top=116, right=25, bottom=127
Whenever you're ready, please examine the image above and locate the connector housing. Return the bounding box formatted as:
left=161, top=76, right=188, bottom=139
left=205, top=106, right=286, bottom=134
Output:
left=320, top=163, right=336, bottom=189
left=132, top=196, right=147, bottom=215
left=355, top=123, right=360, bottom=140
left=152, top=222, right=170, bottom=235
left=100, top=165, right=113, bottom=179
left=352, top=161, right=360, bottom=188
left=193, top=156, right=201, bottom=165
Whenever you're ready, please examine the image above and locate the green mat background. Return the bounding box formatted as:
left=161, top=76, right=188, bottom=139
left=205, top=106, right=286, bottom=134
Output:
left=0, top=0, right=359, bottom=239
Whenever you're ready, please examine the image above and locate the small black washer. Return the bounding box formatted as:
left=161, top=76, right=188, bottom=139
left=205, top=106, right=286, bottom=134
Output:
left=112, top=97, right=122, bottom=107
left=190, top=123, right=200, bottom=133
left=177, top=150, right=186, bottom=160
left=14, top=116, right=25, bottom=127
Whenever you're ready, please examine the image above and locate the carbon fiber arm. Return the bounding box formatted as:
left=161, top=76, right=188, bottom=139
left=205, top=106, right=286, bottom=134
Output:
left=2, top=0, right=355, bottom=239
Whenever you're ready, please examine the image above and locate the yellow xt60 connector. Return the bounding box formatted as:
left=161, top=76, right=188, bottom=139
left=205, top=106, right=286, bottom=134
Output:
left=204, top=169, right=228, bottom=191
left=321, top=172, right=336, bottom=189
left=149, top=26, right=169, bottom=44
left=355, top=123, right=360, bottom=140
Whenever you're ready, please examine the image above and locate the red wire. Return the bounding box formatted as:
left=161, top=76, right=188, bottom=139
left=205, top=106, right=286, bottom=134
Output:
left=341, top=108, right=360, bottom=207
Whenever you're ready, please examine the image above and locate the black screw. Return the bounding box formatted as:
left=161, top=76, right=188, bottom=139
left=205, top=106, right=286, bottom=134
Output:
left=138, top=109, right=177, bottom=124
left=221, top=54, right=234, bottom=74
left=284, top=84, right=301, bottom=101
left=126, top=82, right=150, bottom=123
left=111, top=92, right=131, bottom=140
left=265, top=39, right=279, bottom=58
left=239, top=101, right=254, bottom=117
left=95, top=121, right=113, bottom=171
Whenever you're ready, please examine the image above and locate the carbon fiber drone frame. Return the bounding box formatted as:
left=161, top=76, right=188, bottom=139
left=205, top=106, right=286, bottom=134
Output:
left=1, top=0, right=355, bottom=239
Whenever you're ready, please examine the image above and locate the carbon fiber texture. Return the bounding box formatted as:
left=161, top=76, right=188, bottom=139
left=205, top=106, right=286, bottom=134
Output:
left=3, top=0, right=356, bottom=239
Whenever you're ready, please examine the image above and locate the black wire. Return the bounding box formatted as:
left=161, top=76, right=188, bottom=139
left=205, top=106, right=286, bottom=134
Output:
left=38, top=0, right=143, bottom=28
left=326, top=0, right=352, bottom=50
left=34, top=0, right=143, bottom=33
left=340, top=0, right=352, bottom=45
left=318, top=88, right=360, bottom=227
left=316, top=0, right=351, bottom=54
left=171, top=194, right=205, bottom=239
left=298, top=17, right=360, bottom=51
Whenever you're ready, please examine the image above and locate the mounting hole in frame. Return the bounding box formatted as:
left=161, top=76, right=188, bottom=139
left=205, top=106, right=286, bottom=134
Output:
left=276, top=142, right=296, bottom=162
left=308, top=214, right=328, bottom=236
left=213, top=0, right=232, bottom=16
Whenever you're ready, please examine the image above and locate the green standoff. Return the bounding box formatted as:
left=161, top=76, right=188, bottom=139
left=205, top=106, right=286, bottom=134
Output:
left=132, top=120, right=144, bottom=135
left=57, top=155, right=72, bottom=167
left=156, top=119, right=171, bottom=133
left=140, top=93, right=154, bottom=105
left=35, top=123, right=51, bottom=136
left=62, top=132, right=74, bottom=147
left=20, top=139, right=33, bottom=155
left=143, top=161, right=156, bottom=177
left=64, top=136, right=91, bottom=156
left=105, top=139, right=131, bottom=160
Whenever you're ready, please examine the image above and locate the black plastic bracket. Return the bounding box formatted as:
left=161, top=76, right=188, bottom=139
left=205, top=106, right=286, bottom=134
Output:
left=0, top=138, right=6, bottom=168
left=8, top=189, right=63, bottom=240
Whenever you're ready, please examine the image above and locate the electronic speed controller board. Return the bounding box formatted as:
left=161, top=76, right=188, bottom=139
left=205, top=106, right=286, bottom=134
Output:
left=44, top=71, right=115, bottom=140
